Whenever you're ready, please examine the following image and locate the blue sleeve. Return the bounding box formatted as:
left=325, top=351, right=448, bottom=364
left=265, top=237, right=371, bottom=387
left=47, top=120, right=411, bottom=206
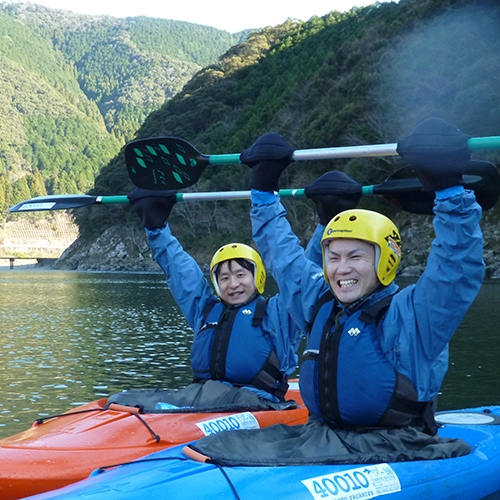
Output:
left=250, top=192, right=324, bottom=375
left=412, top=190, right=484, bottom=357
left=252, top=189, right=324, bottom=268
left=304, top=224, right=324, bottom=268
left=262, top=294, right=304, bottom=377
left=383, top=190, right=484, bottom=399
left=435, top=185, right=464, bottom=199
left=146, top=224, right=217, bottom=332
left=251, top=191, right=330, bottom=331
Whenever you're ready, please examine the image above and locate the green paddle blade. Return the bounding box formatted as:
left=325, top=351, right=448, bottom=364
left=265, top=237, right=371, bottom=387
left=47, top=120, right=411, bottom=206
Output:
left=125, top=137, right=240, bottom=189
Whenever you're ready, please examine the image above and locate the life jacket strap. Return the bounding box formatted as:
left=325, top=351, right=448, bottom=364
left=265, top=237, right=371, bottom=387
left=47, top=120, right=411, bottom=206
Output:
left=305, top=290, right=335, bottom=335
left=358, top=294, right=394, bottom=325
left=249, top=349, right=288, bottom=401
left=252, top=297, right=269, bottom=326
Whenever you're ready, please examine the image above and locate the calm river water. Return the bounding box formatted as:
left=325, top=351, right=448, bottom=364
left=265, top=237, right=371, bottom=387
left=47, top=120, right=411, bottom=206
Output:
left=0, top=270, right=498, bottom=439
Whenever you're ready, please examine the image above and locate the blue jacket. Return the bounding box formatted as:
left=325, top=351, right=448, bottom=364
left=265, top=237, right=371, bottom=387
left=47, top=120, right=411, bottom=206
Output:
left=145, top=224, right=322, bottom=399
left=250, top=190, right=484, bottom=418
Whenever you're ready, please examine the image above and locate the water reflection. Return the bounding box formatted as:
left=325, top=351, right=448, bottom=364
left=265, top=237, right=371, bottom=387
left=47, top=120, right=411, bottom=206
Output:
left=440, top=279, right=500, bottom=410
left=0, top=271, right=498, bottom=438
left=0, top=271, right=193, bottom=437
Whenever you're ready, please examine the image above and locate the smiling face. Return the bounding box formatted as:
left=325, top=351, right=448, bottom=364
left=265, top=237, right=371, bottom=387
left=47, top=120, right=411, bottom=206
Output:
left=216, top=260, right=257, bottom=305
left=324, top=238, right=379, bottom=305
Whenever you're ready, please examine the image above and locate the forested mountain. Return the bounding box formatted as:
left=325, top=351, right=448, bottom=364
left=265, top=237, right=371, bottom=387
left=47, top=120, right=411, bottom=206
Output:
left=63, top=0, right=500, bottom=271
left=0, top=6, right=119, bottom=212
left=4, top=3, right=244, bottom=142
left=0, top=2, right=243, bottom=216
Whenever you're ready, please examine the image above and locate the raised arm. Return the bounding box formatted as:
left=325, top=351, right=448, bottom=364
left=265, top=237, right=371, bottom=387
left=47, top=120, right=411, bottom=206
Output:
left=128, top=188, right=216, bottom=331
left=240, top=133, right=329, bottom=330
left=395, top=118, right=486, bottom=359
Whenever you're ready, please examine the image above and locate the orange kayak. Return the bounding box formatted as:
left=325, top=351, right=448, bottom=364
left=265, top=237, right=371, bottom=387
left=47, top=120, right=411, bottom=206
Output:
left=0, top=381, right=307, bottom=499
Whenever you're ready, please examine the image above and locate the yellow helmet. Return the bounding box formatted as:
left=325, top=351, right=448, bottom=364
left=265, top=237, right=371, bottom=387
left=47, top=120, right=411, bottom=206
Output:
left=321, top=209, right=402, bottom=286
left=210, top=243, right=266, bottom=296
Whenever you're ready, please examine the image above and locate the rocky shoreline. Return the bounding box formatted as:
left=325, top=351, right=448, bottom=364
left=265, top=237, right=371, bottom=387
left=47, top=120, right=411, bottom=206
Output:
left=51, top=210, right=500, bottom=279
left=52, top=225, right=162, bottom=273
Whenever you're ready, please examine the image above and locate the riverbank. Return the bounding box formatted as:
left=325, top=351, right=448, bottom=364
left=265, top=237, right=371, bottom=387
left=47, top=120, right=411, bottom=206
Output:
left=50, top=209, right=500, bottom=278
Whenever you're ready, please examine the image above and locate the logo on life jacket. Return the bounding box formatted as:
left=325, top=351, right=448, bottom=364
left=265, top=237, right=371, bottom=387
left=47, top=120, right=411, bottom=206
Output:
left=348, top=327, right=360, bottom=336
left=241, top=309, right=252, bottom=315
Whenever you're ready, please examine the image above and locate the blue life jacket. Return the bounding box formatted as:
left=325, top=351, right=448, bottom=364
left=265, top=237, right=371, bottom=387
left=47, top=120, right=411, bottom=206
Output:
left=190, top=296, right=288, bottom=400
left=300, top=291, right=436, bottom=434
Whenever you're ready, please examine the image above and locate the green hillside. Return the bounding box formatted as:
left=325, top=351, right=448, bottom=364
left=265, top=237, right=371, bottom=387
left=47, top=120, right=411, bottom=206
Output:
left=4, top=3, right=243, bottom=142
left=0, top=2, right=243, bottom=217
left=76, top=0, right=500, bottom=263
left=0, top=8, right=119, bottom=212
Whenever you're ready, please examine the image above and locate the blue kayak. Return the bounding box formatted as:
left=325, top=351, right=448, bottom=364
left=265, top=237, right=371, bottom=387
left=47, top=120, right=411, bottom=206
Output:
left=25, top=406, right=500, bottom=500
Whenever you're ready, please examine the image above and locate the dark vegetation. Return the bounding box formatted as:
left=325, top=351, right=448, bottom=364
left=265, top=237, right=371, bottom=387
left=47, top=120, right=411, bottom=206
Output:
left=82, top=0, right=500, bottom=262
left=0, top=2, right=241, bottom=216
left=1, top=0, right=500, bottom=264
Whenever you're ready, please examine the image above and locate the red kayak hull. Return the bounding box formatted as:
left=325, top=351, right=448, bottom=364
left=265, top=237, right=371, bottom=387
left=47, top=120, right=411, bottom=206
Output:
left=0, top=382, right=306, bottom=499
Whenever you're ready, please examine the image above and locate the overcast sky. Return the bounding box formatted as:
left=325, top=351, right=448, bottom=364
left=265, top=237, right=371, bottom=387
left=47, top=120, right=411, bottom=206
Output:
left=2, top=0, right=396, bottom=32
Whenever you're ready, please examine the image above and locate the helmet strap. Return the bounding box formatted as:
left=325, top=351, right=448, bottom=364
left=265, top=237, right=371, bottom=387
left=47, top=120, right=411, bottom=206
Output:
left=374, top=244, right=381, bottom=283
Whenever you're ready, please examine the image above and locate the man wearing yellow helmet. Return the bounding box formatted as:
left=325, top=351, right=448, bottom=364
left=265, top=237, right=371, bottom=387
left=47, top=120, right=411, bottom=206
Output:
left=320, top=208, right=402, bottom=303
left=186, top=118, right=486, bottom=465
left=113, top=185, right=333, bottom=412
left=209, top=242, right=266, bottom=303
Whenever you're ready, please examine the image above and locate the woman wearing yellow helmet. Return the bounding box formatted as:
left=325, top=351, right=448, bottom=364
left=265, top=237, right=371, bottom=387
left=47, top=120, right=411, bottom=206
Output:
left=115, top=187, right=324, bottom=412
left=188, top=120, right=486, bottom=465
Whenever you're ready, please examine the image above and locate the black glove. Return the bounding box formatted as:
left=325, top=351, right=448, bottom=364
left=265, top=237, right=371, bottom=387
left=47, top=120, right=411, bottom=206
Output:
left=396, top=117, right=470, bottom=192
left=240, top=132, right=294, bottom=191
left=128, top=188, right=177, bottom=229
left=305, top=171, right=362, bottom=225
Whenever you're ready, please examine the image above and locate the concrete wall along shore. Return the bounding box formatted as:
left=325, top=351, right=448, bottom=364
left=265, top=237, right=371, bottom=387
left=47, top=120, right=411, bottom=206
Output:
left=0, top=214, right=79, bottom=266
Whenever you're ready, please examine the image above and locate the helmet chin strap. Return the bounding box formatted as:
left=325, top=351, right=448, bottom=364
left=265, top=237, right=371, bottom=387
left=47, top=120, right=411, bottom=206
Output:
left=333, top=275, right=385, bottom=310
left=211, top=263, right=222, bottom=298
left=374, top=244, right=381, bottom=282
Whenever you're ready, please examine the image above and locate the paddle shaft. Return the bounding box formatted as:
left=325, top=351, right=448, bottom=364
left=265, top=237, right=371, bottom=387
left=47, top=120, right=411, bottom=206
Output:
left=10, top=191, right=305, bottom=212
left=126, top=134, right=500, bottom=192
left=3, top=179, right=449, bottom=212
left=9, top=162, right=499, bottom=215
left=202, top=137, right=500, bottom=165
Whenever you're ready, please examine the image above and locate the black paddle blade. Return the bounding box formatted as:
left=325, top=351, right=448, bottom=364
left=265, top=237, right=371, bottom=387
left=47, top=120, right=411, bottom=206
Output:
left=9, top=195, right=98, bottom=212
left=376, top=162, right=500, bottom=215
left=125, top=137, right=209, bottom=189
left=464, top=160, right=500, bottom=211
left=376, top=167, right=434, bottom=215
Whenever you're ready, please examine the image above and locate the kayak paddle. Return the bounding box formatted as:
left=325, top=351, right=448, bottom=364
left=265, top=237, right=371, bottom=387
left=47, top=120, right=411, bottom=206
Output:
left=10, top=164, right=500, bottom=215
left=124, top=135, right=500, bottom=191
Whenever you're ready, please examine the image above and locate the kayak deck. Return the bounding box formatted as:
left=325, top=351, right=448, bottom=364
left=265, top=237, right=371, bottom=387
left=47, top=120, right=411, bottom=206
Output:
left=0, top=381, right=307, bottom=499
left=22, top=405, right=500, bottom=500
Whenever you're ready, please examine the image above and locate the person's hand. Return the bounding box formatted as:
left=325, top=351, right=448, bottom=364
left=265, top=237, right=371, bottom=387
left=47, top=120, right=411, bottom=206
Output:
left=240, top=132, right=294, bottom=192
left=127, top=188, right=177, bottom=229
left=305, top=171, right=362, bottom=225
left=396, top=117, right=470, bottom=192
